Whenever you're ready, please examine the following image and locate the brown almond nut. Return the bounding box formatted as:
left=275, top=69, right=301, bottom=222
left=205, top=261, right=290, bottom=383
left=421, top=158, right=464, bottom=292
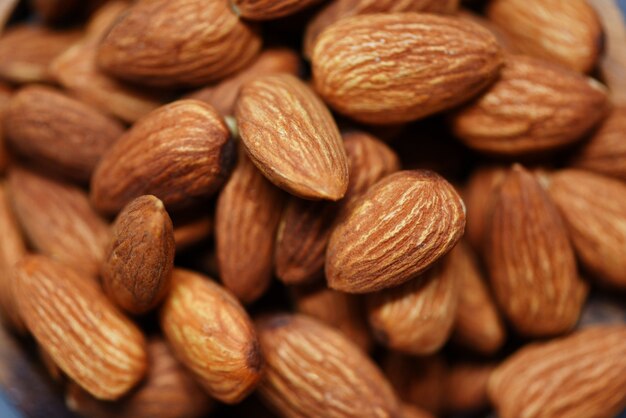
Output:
left=312, top=13, right=503, bottom=124
left=91, top=100, right=234, bottom=215
left=173, top=215, right=213, bottom=252
left=487, top=0, right=603, bottom=73
left=14, top=255, right=148, bottom=400
left=256, top=313, right=400, bottom=418
left=457, top=10, right=518, bottom=53
left=186, top=48, right=301, bottom=116
left=215, top=151, right=284, bottom=303
left=65, top=338, right=213, bottom=418
left=303, top=0, right=459, bottom=59
left=444, top=362, right=494, bottom=413
left=326, top=170, right=465, bottom=293
left=97, top=0, right=262, bottom=87
left=235, top=73, right=349, bottom=200
left=547, top=169, right=626, bottom=289
left=86, top=1, right=132, bottom=41
left=489, top=325, right=626, bottom=418
left=366, top=257, right=459, bottom=355
left=102, top=195, right=175, bottom=314
left=5, top=85, right=125, bottom=183
left=450, top=55, right=610, bottom=156
left=160, top=269, right=263, bottom=403
left=231, top=0, right=322, bottom=20
left=8, top=167, right=110, bottom=277
left=0, top=24, right=81, bottom=84
left=486, top=164, right=587, bottom=336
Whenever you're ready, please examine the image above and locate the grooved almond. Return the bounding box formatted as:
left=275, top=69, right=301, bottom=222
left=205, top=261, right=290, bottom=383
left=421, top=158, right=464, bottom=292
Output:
left=326, top=170, right=465, bottom=293
left=235, top=73, right=349, bottom=200
left=14, top=255, right=147, bottom=400
left=231, top=0, right=322, bottom=20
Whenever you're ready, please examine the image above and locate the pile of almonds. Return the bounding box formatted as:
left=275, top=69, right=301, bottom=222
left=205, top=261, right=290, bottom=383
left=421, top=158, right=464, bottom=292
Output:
left=0, top=0, right=626, bottom=417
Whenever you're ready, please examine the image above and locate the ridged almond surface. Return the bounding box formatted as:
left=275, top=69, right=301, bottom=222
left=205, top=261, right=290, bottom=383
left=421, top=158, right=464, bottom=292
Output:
left=548, top=169, right=626, bottom=289
left=231, top=0, right=322, bottom=20
left=487, top=0, right=603, bottom=73
left=14, top=255, right=147, bottom=400
left=97, top=0, right=262, bottom=87
left=160, top=269, right=263, bottom=403
left=445, top=362, right=494, bottom=413
left=312, top=13, right=503, bottom=124
left=102, top=195, right=175, bottom=314
left=489, top=326, right=626, bottom=418
left=8, top=167, right=110, bottom=277
left=215, top=151, right=284, bottom=303
left=5, top=85, right=124, bottom=183
left=451, top=55, right=609, bottom=155
left=486, top=164, right=587, bottom=336
left=235, top=73, right=348, bottom=200
left=326, top=170, right=465, bottom=293
left=91, top=100, right=233, bottom=215
left=256, top=313, right=399, bottom=418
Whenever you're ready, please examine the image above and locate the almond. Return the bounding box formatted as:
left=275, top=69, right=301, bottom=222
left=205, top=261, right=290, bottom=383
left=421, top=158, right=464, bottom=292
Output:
left=14, top=255, right=147, bottom=400
left=231, top=0, right=322, bottom=20
left=451, top=55, right=609, bottom=155
left=0, top=83, right=12, bottom=176
left=400, top=404, right=434, bottom=418
left=256, top=313, right=399, bottom=418
left=173, top=215, right=213, bottom=252
left=91, top=100, right=234, bottom=215
left=489, top=325, right=626, bottom=418
left=97, top=0, right=262, bottom=87
left=160, top=269, right=263, bottom=403
left=312, top=13, right=503, bottom=124
left=457, top=10, right=518, bottom=53
left=326, top=170, right=465, bottom=293
left=235, top=73, right=349, bottom=200
left=444, top=362, right=494, bottom=413
left=85, top=1, right=131, bottom=40
left=485, top=164, right=587, bottom=336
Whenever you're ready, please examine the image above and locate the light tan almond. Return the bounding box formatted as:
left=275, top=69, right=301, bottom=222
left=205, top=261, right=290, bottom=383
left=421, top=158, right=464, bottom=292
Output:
left=231, top=0, right=322, bottom=20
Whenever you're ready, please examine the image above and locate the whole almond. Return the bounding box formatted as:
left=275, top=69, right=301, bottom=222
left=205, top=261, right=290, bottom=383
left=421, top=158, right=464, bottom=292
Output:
left=97, top=0, right=262, bottom=87
left=256, top=313, right=399, bottom=418
left=102, top=195, right=175, bottom=314
left=312, top=13, right=503, bottom=124
left=444, top=362, right=494, bottom=413
left=326, top=170, right=465, bottom=293
left=451, top=55, right=609, bottom=155
left=486, top=164, right=587, bottom=336
left=235, top=73, right=349, bottom=200
left=160, top=269, right=263, bottom=403
left=91, top=100, right=234, bottom=214
left=489, top=325, right=626, bottom=418
left=231, top=0, right=322, bottom=20
left=14, top=255, right=147, bottom=400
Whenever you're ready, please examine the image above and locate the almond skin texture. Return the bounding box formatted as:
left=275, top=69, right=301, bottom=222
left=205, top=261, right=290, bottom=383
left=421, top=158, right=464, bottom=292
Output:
left=8, top=167, right=110, bottom=277
left=486, top=165, right=587, bottom=336
left=102, top=195, right=175, bottom=314
left=231, top=0, right=322, bottom=20
left=326, top=170, right=465, bottom=293
left=548, top=169, right=626, bottom=289
left=97, top=0, right=262, bottom=87
left=215, top=151, right=284, bottom=303
left=160, top=269, right=263, bottom=403
left=312, top=13, right=503, bottom=124
left=91, top=100, right=233, bottom=215
left=5, top=85, right=124, bottom=183
left=235, top=73, right=349, bottom=200
left=256, top=313, right=400, bottom=418
left=489, top=326, right=626, bottom=418
left=14, top=255, right=147, bottom=400
left=487, top=0, right=603, bottom=73
left=451, top=55, right=609, bottom=155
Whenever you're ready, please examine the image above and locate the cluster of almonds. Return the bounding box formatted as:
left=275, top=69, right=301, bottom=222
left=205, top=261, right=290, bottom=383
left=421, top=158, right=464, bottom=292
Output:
left=0, top=0, right=625, bottom=417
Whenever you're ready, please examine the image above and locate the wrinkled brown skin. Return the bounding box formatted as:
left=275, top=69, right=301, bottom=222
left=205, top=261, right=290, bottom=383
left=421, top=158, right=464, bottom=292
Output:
left=102, top=195, right=175, bottom=315
left=231, top=0, right=322, bottom=20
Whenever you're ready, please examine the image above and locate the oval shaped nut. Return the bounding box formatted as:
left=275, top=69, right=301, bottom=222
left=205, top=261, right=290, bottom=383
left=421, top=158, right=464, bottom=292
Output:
left=91, top=100, right=234, bottom=215
left=312, top=13, right=503, bottom=125
left=487, top=0, right=603, bottom=73
left=14, top=255, right=148, bottom=400
left=256, top=313, right=399, bottom=418
left=5, top=85, right=124, bottom=183
left=102, top=195, right=175, bottom=315
left=236, top=73, right=349, bottom=200
left=231, top=0, right=322, bottom=20
left=451, top=55, right=610, bottom=156
left=160, top=269, right=263, bottom=403
left=366, top=257, right=459, bottom=355
left=489, top=326, right=626, bottom=418
left=97, top=0, right=262, bottom=87
left=326, top=170, right=465, bottom=294
left=486, top=164, right=587, bottom=337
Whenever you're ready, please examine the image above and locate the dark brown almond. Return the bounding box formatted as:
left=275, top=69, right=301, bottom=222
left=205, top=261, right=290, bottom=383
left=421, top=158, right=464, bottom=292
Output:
left=231, top=0, right=322, bottom=20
